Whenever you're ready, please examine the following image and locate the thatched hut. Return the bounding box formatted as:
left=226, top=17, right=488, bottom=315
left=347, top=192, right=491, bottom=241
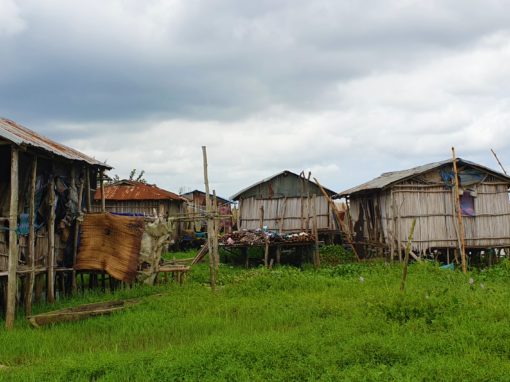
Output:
left=231, top=170, right=337, bottom=239
left=93, top=180, right=185, bottom=218
left=0, top=118, right=110, bottom=327
left=337, top=158, right=510, bottom=261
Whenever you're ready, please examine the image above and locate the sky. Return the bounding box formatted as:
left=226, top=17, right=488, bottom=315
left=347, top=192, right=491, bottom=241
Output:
left=1, top=0, right=510, bottom=198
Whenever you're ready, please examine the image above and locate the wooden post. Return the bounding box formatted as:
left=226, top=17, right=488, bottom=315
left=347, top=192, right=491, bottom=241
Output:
left=25, top=155, right=37, bottom=316
left=86, top=169, right=92, bottom=212
left=400, top=218, right=417, bottom=292
left=202, top=146, right=216, bottom=290
left=5, top=145, right=19, bottom=329
left=452, top=148, right=467, bottom=274
left=264, top=240, right=269, bottom=268
left=312, top=194, right=320, bottom=268
left=259, top=205, right=264, bottom=229
left=100, top=169, right=106, bottom=212
left=72, top=169, right=85, bottom=292
left=212, top=190, right=220, bottom=271
left=47, top=177, right=56, bottom=303
left=313, top=177, right=360, bottom=261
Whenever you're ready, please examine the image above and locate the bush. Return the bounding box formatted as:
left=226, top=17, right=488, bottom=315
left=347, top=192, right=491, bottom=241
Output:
left=320, top=244, right=357, bottom=265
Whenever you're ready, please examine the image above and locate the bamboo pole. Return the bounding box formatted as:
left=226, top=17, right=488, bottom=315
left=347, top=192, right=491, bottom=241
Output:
left=202, top=146, right=216, bottom=290
left=400, top=218, right=416, bottom=292
left=86, top=169, right=92, bottom=212
left=312, top=194, right=320, bottom=268
left=212, top=190, right=219, bottom=272
left=491, top=148, right=508, bottom=175
left=47, top=177, right=56, bottom=303
left=6, top=146, right=19, bottom=329
left=313, top=178, right=360, bottom=261
left=452, top=147, right=467, bottom=274
left=72, top=169, right=85, bottom=292
left=25, top=155, right=37, bottom=316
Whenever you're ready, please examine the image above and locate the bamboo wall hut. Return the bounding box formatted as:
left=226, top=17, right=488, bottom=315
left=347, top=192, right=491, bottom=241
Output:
left=180, top=189, right=232, bottom=233
left=231, top=170, right=337, bottom=237
left=93, top=180, right=185, bottom=218
left=337, top=158, right=510, bottom=260
left=0, top=118, right=110, bottom=328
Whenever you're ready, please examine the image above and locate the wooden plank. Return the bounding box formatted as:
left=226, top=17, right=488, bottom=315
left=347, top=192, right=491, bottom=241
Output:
left=25, top=155, right=37, bottom=316
left=5, top=145, right=19, bottom=329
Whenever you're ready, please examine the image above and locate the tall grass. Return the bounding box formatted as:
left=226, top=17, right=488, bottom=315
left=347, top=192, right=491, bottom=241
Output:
left=1, top=259, right=510, bottom=381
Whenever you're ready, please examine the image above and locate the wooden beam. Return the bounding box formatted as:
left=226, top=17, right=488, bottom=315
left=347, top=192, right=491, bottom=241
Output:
left=47, top=177, right=56, bottom=303
left=25, top=155, right=37, bottom=316
left=5, top=145, right=19, bottom=329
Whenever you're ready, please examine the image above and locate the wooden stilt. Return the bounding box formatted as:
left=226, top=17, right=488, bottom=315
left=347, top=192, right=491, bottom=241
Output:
left=312, top=194, right=320, bottom=268
left=47, top=177, right=56, bottom=303
left=25, top=155, right=37, bottom=316
left=6, top=145, right=19, bottom=329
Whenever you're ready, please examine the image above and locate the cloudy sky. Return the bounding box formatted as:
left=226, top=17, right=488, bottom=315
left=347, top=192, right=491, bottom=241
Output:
left=2, top=0, right=510, bottom=198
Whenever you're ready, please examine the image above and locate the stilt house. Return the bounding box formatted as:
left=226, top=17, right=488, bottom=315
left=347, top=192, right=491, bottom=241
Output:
left=93, top=180, right=185, bottom=218
left=0, top=118, right=110, bottom=327
left=231, top=170, right=337, bottom=236
left=337, top=158, right=510, bottom=260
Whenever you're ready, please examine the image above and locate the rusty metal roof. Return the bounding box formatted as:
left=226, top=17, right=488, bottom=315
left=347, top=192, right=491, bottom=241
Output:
left=0, top=118, right=110, bottom=168
left=337, top=158, right=510, bottom=197
left=94, top=180, right=185, bottom=201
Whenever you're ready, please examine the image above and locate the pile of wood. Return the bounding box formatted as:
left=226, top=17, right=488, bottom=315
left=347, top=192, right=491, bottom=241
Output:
left=220, top=230, right=315, bottom=246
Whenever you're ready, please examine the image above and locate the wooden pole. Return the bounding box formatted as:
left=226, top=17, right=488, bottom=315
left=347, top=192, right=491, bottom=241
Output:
left=452, top=147, right=468, bottom=274
left=259, top=205, right=264, bottom=229
left=279, top=197, right=287, bottom=234
left=86, top=169, right=92, bottom=212
left=202, top=146, right=216, bottom=290
left=400, top=218, right=416, bottom=292
left=47, top=177, right=56, bottom=303
left=491, top=148, right=508, bottom=175
left=312, top=194, right=320, bottom=268
left=72, top=168, right=85, bottom=292
left=100, top=169, right=106, bottom=212
left=6, top=145, right=19, bottom=329
left=313, top=177, right=360, bottom=261
left=25, top=155, right=37, bottom=316
left=212, top=190, right=220, bottom=272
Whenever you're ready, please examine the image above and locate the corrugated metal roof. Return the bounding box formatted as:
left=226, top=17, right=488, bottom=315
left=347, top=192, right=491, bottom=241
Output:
left=231, top=170, right=336, bottom=200
left=94, top=180, right=185, bottom=201
left=338, top=158, right=510, bottom=197
left=0, top=118, right=111, bottom=168
left=180, top=190, right=231, bottom=204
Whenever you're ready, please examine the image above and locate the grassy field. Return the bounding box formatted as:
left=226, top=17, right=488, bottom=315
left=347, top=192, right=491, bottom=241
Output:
left=1, top=252, right=510, bottom=381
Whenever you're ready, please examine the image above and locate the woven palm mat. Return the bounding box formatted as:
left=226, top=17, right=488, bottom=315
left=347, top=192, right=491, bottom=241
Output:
left=76, top=213, right=145, bottom=282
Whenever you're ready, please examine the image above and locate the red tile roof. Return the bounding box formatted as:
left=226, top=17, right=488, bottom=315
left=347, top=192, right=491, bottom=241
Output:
left=94, top=180, right=185, bottom=201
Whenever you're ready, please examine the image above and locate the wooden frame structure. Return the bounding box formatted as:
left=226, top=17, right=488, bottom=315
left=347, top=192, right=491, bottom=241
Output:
left=337, top=158, right=510, bottom=262
left=0, top=118, right=110, bottom=328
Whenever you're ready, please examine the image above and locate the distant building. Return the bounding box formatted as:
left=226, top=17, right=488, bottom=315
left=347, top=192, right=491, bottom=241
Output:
left=180, top=189, right=232, bottom=233
left=231, top=170, right=337, bottom=236
left=94, top=180, right=185, bottom=218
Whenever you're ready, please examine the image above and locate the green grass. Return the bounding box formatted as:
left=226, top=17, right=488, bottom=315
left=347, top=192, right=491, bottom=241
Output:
left=1, top=258, right=510, bottom=381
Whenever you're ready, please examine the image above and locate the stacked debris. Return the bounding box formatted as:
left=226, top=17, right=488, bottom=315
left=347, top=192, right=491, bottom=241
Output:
left=220, top=229, right=315, bottom=246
